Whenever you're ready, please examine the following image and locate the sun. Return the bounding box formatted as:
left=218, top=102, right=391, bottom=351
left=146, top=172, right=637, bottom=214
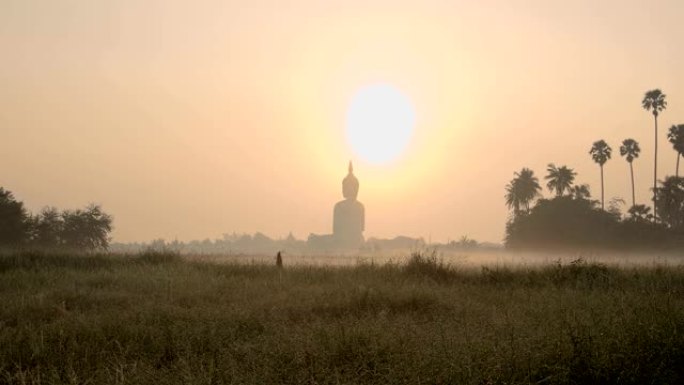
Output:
left=345, top=84, right=416, bottom=165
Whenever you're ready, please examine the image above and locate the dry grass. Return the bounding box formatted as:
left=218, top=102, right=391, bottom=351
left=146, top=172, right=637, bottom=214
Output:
left=0, top=251, right=683, bottom=384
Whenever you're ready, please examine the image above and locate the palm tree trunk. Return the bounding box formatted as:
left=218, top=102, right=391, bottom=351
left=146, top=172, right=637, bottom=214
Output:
left=630, top=161, right=635, bottom=208
left=654, top=114, right=658, bottom=222
left=677, top=153, right=680, bottom=178
left=601, top=164, right=605, bottom=210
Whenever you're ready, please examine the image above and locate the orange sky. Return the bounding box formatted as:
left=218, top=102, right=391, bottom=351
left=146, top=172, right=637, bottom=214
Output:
left=2, top=0, right=684, bottom=244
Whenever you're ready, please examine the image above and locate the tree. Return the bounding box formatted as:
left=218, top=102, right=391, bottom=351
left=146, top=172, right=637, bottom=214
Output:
left=619, top=139, right=641, bottom=208
left=545, top=164, right=576, bottom=197
left=0, top=187, right=28, bottom=247
left=619, top=205, right=667, bottom=249
left=60, top=204, right=113, bottom=251
left=642, top=89, right=667, bottom=221
left=0, top=187, right=113, bottom=251
left=607, top=197, right=626, bottom=218
left=654, top=176, right=684, bottom=229
left=505, top=196, right=619, bottom=249
left=30, top=207, right=63, bottom=248
left=505, top=168, right=541, bottom=216
left=627, top=204, right=653, bottom=223
left=589, top=140, right=612, bottom=210
left=570, top=184, right=592, bottom=201
left=504, top=182, right=521, bottom=216
left=667, top=124, right=684, bottom=177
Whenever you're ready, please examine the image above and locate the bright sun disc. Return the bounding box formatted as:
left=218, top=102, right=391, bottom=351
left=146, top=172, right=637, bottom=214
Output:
left=346, top=84, right=416, bottom=164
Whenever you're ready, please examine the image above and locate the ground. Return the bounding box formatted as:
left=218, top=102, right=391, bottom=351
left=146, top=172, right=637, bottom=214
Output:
left=0, top=251, right=683, bottom=384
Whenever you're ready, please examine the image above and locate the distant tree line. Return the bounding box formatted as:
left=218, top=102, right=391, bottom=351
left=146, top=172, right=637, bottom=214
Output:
left=112, top=233, right=464, bottom=255
left=505, top=89, right=684, bottom=250
left=111, top=232, right=308, bottom=255
left=0, top=187, right=112, bottom=251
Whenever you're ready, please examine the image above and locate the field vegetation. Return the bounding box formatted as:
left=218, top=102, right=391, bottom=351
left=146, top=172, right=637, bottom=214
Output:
left=1, top=251, right=683, bottom=384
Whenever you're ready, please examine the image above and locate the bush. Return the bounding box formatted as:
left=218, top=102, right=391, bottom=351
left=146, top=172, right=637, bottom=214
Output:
left=547, top=258, right=614, bottom=289
left=403, top=250, right=455, bottom=282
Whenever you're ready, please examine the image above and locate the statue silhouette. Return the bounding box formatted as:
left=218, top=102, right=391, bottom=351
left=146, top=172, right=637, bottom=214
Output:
left=332, top=161, right=365, bottom=248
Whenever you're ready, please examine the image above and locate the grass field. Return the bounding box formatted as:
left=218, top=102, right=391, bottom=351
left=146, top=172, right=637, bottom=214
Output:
left=1, top=251, right=683, bottom=384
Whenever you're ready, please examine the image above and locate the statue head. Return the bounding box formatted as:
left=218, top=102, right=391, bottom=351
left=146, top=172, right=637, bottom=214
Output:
left=342, top=161, right=359, bottom=200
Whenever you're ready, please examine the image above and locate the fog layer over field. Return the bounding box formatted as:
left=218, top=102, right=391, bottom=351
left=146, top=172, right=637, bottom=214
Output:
left=188, top=249, right=684, bottom=268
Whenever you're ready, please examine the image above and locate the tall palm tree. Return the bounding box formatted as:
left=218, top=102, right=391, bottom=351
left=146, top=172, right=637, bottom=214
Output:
left=545, top=163, right=576, bottom=197
left=619, top=138, right=641, bottom=208
left=504, top=182, right=522, bottom=216
left=667, top=124, right=684, bottom=177
left=589, top=140, right=612, bottom=210
left=642, top=89, right=667, bottom=221
left=505, top=168, right=541, bottom=216
left=516, top=168, right=541, bottom=212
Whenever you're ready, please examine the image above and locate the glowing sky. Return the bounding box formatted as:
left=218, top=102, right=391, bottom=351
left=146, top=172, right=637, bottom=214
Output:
left=2, top=0, right=684, bottom=243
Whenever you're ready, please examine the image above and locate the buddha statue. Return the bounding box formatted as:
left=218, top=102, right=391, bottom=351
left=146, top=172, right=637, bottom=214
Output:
left=333, top=161, right=365, bottom=248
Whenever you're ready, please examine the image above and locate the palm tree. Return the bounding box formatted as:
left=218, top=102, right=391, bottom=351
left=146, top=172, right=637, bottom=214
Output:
left=505, top=168, right=541, bottom=216
left=589, top=140, right=612, bottom=210
left=504, top=182, right=522, bottom=216
left=667, top=124, right=684, bottom=177
left=515, top=168, right=541, bottom=212
left=570, top=184, right=591, bottom=200
left=619, top=138, right=641, bottom=208
left=642, top=89, right=667, bottom=221
left=654, top=176, right=684, bottom=229
left=545, top=163, right=576, bottom=197
left=627, top=204, right=652, bottom=223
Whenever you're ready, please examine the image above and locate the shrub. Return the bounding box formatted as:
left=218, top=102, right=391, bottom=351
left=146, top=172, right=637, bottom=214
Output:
left=548, top=258, right=613, bottom=289
left=403, top=250, right=455, bottom=283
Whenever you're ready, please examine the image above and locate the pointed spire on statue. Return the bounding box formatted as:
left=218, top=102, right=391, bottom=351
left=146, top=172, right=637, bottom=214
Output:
left=342, top=161, right=359, bottom=200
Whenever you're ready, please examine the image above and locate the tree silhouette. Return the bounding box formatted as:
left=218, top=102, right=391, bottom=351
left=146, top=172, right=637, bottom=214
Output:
left=607, top=197, right=626, bottom=218
left=667, top=124, right=684, bottom=177
left=642, top=89, right=667, bottom=221
left=654, top=176, right=684, bottom=229
left=619, top=139, right=641, bottom=208
left=29, top=207, right=63, bottom=248
left=545, top=164, right=576, bottom=197
left=504, top=168, right=684, bottom=250
left=505, top=196, right=619, bottom=249
left=627, top=204, right=652, bottom=223
left=570, top=184, right=592, bottom=201
left=589, top=140, right=612, bottom=210
left=60, top=204, right=113, bottom=250
left=0, top=187, right=28, bottom=246
left=0, top=186, right=114, bottom=251
left=505, top=168, right=541, bottom=216
left=504, top=183, right=521, bottom=216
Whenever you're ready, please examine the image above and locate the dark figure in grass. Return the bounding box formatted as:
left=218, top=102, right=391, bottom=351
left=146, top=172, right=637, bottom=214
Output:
left=276, top=251, right=283, bottom=268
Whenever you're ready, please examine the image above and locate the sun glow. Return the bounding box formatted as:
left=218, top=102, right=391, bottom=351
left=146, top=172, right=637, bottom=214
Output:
left=346, top=84, right=416, bottom=165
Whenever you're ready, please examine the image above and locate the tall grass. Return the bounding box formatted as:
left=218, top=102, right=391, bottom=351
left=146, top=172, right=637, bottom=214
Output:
left=0, top=251, right=682, bottom=384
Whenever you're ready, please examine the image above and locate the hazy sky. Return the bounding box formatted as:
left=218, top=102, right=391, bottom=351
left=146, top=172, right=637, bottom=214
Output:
left=2, top=0, right=684, bottom=244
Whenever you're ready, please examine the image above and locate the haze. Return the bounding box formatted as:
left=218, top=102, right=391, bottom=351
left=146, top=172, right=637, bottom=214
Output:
left=2, top=0, right=684, bottom=244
